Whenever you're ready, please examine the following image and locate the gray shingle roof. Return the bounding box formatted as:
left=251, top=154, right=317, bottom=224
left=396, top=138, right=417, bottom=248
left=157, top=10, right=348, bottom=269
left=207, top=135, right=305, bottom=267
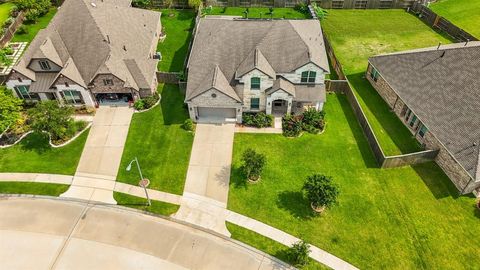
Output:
left=12, top=0, right=161, bottom=91
left=369, top=41, right=480, bottom=181
left=186, top=18, right=329, bottom=100
left=267, top=78, right=296, bottom=96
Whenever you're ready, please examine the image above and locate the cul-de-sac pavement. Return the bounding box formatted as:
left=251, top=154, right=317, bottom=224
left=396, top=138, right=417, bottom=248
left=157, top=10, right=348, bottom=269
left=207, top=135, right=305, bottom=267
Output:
left=0, top=0, right=479, bottom=269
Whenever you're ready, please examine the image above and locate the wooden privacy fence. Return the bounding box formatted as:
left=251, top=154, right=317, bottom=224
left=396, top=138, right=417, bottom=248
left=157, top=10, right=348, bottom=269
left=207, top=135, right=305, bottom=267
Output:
left=409, top=1, right=478, bottom=42
left=157, top=72, right=181, bottom=84
left=0, top=11, right=25, bottom=48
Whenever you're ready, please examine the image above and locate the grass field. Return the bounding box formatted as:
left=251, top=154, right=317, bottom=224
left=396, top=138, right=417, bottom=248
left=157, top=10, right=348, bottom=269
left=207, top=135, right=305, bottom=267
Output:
left=228, top=94, right=480, bottom=269
left=430, top=0, right=480, bottom=38
left=0, top=130, right=89, bottom=175
left=114, top=192, right=179, bottom=216
left=12, top=8, right=57, bottom=43
left=116, top=84, right=193, bottom=195
left=0, top=2, right=15, bottom=25
left=157, top=9, right=195, bottom=72
left=322, top=10, right=451, bottom=155
left=208, top=7, right=310, bottom=19
left=0, top=182, right=69, bottom=196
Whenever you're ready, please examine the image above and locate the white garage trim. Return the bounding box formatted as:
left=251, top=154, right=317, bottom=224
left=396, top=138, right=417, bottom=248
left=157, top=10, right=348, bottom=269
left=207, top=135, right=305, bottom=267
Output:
left=197, top=107, right=237, bottom=123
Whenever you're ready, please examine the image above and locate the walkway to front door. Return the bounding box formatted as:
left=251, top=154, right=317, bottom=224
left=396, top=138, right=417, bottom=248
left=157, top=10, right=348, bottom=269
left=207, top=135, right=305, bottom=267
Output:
left=61, top=107, right=133, bottom=203
left=174, top=123, right=235, bottom=236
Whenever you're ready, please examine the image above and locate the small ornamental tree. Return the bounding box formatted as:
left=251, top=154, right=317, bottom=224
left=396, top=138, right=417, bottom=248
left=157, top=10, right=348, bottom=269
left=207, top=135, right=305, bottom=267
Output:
left=240, top=148, right=266, bottom=182
left=188, top=0, right=202, bottom=11
left=27, top=101, right=75, bottom=142
left=0, top=87, right=23, bottom=133
left=287, top=240, right=310, bottom=267
left=303, top=174, right=339, bottom=212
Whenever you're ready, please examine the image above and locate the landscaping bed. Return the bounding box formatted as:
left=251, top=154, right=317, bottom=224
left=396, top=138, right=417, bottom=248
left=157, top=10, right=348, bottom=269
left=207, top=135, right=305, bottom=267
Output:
left=430, top=0, right=480, bottom=38
left=116, top=84, right=194, bottom=195
left=321, top=10, right=451, bottom=155
left=156, top=9, right=195, bottom=72
left=228, top=94, right=479, bottom=269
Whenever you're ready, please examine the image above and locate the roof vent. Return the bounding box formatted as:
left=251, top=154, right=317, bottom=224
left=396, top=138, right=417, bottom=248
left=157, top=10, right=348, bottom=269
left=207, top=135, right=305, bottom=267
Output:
left=123, top=45, right=127, bottom=51
left=91, top=2, right=97, bottom=7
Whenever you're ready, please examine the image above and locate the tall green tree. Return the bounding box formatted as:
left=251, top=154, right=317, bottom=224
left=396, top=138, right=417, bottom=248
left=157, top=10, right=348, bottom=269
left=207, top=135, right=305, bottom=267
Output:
left=0, top=87, right=22, bottom=133
left=27, top=101, right=75, bottom=141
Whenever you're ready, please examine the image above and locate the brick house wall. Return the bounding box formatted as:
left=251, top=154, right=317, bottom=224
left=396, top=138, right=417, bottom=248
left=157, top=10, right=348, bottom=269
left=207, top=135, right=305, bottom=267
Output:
left=366, top=62, right=480, bottom=194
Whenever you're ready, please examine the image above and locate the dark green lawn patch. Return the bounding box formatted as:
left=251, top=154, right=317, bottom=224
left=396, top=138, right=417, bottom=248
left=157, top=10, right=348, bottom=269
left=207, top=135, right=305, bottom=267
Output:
left=430, top=0, right=480, bottom=38
left=228, top=94, right=480, bottom=269
left=208, top=7, right=310, bottom=19
left=0, top=182, right=69, bottom=196
left=0, top=130, right=89, bottom=175
left=116, top=84, right=193, bottom=195
left=227, top=222, right=329, bottom=270
left=12, top=8, right=57, bottom=43
left=321, top=10, right=452, bottom=155
left=157, top=9, right=195, bottom=72
left=114, top=192, right=179, bottom=216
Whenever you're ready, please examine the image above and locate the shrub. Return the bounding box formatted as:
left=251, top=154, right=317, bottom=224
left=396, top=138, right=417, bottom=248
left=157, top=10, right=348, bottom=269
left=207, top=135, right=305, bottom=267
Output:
left=282, top=114, right=303, bottom=137
left=240, top=148, right=266, bottom=181
left=3, top=46, right=14, bottom=55
left=302, top=108, right=325, bottom=134
left=287, top=240, right=310, bottom=267
left=143, top=92, right=159, bottom=108
left=0, top=87, right=23, bottom=133
left=25, top=9, right=41, bottom=22
left=27, top=101, right=75, bottom=142
left=303, top=174, right=339, bottom=210
left=16, top=24, right=28, bottom=35
left=132, top=0, right=150, bottom=8
left=312, top=3, right=328, bottom=20
left=182, top=119, right=194, bottom=132
left=134, top=99, right=145, bottom=110
left=188, top=0, right=202, bottom=11
left=10, top=5, right=19, bottom=17
left=242, top=112, right=273, bottom=128
left=294, top=3, right=309, bottom=15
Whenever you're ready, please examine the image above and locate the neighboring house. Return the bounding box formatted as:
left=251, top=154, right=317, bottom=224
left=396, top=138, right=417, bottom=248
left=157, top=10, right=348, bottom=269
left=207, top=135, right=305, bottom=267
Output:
left=6, top=0, right=161, bottom=107
left=367, top=41, right=480, bottom=194
left=185, top=18, right=330, bottom=123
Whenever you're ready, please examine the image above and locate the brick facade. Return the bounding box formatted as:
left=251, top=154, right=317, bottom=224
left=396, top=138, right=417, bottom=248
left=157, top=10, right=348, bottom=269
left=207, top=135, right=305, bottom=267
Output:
left=367, top=62, right=480, bottom=194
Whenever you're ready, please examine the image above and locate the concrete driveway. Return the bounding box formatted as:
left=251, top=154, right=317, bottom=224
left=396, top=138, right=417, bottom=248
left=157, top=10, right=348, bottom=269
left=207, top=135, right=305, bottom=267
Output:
left=174, top=123, right=235, bottom=236
left=0, top=198, right=291, bottom=270
left=61, top=107, right=133, bottom=204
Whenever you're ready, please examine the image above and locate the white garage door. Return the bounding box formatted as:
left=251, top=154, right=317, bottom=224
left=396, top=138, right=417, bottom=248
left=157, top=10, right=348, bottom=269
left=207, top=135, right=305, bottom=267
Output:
left=197, top=107, right=236, bottom=122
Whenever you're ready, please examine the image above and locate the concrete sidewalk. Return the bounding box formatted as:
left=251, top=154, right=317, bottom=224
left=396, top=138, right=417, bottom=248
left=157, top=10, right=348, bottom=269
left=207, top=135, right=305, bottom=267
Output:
left=174, top=123, right=235, bottom=236
left=61, top=107, right=133, bottom=204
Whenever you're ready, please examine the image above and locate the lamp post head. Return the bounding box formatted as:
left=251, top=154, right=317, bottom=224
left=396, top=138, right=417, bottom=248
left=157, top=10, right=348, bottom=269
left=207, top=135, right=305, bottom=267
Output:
left=126, top=159, right=135, bottom=171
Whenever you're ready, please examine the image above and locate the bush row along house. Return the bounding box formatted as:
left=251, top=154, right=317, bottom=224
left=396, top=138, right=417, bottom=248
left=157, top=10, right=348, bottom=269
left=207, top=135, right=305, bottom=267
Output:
left=185, top=18, right=329, bottom=123
left=367, top=42, right=480, bottom=194
left=6, top=0, right=161, bottom=107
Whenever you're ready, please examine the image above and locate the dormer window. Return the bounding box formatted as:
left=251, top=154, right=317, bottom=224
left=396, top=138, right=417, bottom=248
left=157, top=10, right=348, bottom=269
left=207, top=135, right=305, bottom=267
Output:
left=103, top=79, right=114, bottom=86
left=39, top=60, right=51, bottom=70
left=301, top=71, right=316, bottom=83
left=251, top=77, right=260, bottom=90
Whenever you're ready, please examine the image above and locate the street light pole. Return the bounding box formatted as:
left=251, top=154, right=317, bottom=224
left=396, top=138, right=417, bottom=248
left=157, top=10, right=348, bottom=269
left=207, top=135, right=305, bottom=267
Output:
left=127, top=157, right=151, bottom=206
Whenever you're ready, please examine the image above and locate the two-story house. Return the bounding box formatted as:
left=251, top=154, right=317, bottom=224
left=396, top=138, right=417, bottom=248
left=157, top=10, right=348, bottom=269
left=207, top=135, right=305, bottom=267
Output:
left=6, top=0, right=161, bottom=107
left=185, top=18, right=330, bottom=123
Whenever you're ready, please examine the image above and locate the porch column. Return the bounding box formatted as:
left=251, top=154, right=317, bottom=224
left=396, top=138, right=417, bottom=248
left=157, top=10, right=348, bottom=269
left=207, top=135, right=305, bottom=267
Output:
left=266, top=96, right=273, bottom=115
left=286, top=97, right=293, bottom=114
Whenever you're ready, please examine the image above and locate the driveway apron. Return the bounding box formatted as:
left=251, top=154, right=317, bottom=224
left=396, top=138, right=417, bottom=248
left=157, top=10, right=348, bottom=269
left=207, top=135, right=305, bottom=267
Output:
left=174, top=123, right=235, bottom=236
left=61, top=107, right=133, bottom=204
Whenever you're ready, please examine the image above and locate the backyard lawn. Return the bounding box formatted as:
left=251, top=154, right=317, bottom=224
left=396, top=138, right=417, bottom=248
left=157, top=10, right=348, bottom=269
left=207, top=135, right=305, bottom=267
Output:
left=322, top=10, right=451, bottom=155
left=228, top=94, right=480, bottom=269
left=0, top=2, right=15, bottom=24
left=208, top=7, right=310, bottom=19
left=0, top=130, right=89, bottom=175
left=116, top=84, right=193, bottom=195
left=430, top=0, right=480, bottom=38
left=113, top=192, right=179, bottom=216
left=0, top=182, right=69, bottom=196
left=12, top=8, right=57, bottom=43
left=157, top=9, right=195, bottom=72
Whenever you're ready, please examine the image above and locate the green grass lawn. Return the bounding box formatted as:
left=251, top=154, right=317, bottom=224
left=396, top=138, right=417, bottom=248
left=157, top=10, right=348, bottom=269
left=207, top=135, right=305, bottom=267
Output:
left=0, top=182, right=69, bottom=196
left=157, top=9, right=195, bottom=72
left=228, top=94, right=480, bottom=269
left=114, top=192, right=179, bottom=216
left=430, top=0, right=480, bottom=38
left=0, top=130, right=89, bottom=175
left=12, top=8, right=57, bottom=43
left=116, top=84, right=193, bottom=195
left=322, top=10, right=452, bottom=155
left=0, top=2, right=15, bottom=25
left=227, top=222, right=328, bottom=270
left=208, top=7, right=310, bottom=19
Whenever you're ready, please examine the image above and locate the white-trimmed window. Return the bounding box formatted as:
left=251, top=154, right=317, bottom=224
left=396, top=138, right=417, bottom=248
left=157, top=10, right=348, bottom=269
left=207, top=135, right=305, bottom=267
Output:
left=418, top=125, right=428, bottom=138
left=250, top=98, right=260, bottom=109
left=61, top=90, right=84, bottom=105
left=39, top=60, right=51, bottom=70
left=301, top=71, right=316, bottom=83
left=371, top=67, right=379, bottom=82
left=14, top=85, right=40, bottom=101
left=251, top=77, right=260, bottom=90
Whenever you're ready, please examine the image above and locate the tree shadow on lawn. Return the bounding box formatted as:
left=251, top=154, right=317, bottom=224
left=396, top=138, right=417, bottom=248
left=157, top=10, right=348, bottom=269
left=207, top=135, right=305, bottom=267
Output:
left=160, top=84, right=189, bottom=125
left=347, top=73, right=422, bottom=155
left=229, top=166, right=248, bottom=190
left=19, top=132, right=51, bottom=154
left=336, top=93, right=378, bottom=168
left=276, top=190, right=316, bottom=220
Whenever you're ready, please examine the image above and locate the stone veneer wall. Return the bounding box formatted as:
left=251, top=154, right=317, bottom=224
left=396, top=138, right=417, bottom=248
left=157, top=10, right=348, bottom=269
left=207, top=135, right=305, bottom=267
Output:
left=366, top=63, right=479, bottom=194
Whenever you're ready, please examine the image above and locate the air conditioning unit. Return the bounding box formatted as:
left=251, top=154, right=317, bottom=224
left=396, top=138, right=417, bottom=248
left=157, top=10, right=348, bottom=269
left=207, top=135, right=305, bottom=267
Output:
left=153, top=52, right=162, bottom=60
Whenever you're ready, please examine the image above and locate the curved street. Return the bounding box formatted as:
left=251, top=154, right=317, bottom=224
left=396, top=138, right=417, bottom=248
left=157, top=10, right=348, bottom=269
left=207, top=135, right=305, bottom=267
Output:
left=0, top=197, right=291, bottom=270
